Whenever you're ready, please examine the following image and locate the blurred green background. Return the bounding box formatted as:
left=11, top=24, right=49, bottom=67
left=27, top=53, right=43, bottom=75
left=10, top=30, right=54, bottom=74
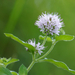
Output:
left=0, top=0, right=75, bottom=75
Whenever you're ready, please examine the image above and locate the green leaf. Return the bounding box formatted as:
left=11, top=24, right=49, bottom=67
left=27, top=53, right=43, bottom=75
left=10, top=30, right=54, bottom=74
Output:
left=39, top=35, right=52, bottom=42
left=19, top=64, right=27, bottom=75
left=0, top=66, right=12, bottom=75
left=11, top=71, right=18, bottom=75
left=4, top=33, right=35, bottom=52
left=55, top=35, right=74, bottom=41
left=42, top=59, right=75, bottom=74
left=4, top=58, right=19, bottom=67
left=0, top=58, right=19, bottom=67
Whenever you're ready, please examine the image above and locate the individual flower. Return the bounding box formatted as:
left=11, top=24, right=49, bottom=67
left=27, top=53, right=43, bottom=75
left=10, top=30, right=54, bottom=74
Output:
left=35, top=12, right=64, bottom=36
left=25, top=39, right=45, bottom=55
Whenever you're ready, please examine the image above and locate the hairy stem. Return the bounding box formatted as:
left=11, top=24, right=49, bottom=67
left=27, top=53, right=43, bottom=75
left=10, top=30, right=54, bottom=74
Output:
left=36, top=41, right=56, bottom=61
left=27, top=36, right=55, bottom=73
left=27, top=61, right=35, bottom=72
left=27, top=53, right=35, bottom=72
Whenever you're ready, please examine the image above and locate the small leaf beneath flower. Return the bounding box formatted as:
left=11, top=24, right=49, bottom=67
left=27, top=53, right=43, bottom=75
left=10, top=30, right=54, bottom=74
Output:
left=0, top=66, right=12, bottom=75
left=59, top=28, right=65, bottom=35
left=19, top=64, right=27, bottom=75
left=4, top=33, right=35, bottom=52
left=42, top=59, right=75, bottom=74
left=39, top=35, right=52, bottom=42
left=55, top=35, right=74, bottom=41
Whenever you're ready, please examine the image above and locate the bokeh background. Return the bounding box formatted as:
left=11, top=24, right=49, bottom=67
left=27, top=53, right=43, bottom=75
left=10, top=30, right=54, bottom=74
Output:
left=0, top=0, right=75, bottom=75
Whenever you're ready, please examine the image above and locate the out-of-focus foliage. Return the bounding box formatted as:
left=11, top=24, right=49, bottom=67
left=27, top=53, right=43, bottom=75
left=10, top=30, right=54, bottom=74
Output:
left=0, top=0, right=75, bottom=75
left=0, top=57, right=19, bottom=67
left=0, top=66, right=12, bottom=75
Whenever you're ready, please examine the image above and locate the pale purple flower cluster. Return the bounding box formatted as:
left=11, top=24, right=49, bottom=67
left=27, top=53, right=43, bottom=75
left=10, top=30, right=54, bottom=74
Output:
left=35, top=12, right=63, bottom=35
left=25, top=40, right=45, bottom=55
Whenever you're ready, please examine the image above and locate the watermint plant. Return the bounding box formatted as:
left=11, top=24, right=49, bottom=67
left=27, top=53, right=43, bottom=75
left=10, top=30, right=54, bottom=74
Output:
left=0, top=12, right=75, bottom=75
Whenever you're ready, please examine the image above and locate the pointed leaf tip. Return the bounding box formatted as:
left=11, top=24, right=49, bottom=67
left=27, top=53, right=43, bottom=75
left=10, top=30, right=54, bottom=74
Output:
left=19, top=64, right=27, bottom=75
left=4, top=33, right=35, bottom=53
left=42, top=59, right=75, bottom=74
left=4, top=33, right=10, bottom=37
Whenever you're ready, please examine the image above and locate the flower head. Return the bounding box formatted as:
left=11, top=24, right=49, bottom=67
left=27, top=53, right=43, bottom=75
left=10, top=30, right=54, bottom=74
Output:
left=25, top=39, right=45, bottom=55
left=35, top=12, right=63, bottom=36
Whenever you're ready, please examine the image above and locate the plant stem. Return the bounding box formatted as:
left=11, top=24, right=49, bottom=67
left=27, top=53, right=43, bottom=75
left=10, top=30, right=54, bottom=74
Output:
left=27, top=36, right=55, bottom=73
left=27, top=53, right=36, bottom=72
left=42, top=35, right=47, bottom=46
left=36, top=41, right=56, bottom=61
left=27, top=35, right=48, bottom=73
left=27, top=61, right=35, bottom=72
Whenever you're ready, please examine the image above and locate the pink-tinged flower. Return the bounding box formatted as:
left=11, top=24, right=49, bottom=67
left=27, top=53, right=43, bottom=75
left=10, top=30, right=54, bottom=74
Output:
left=25, top=40, right=45, bottom=55
left=35, top=12, right=64, bottom=35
